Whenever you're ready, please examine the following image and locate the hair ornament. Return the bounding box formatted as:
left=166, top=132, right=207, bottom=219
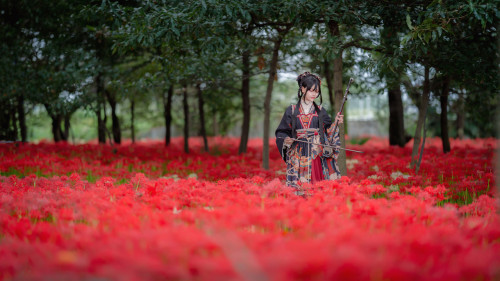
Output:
left=296, top=71, right=321, bottom=86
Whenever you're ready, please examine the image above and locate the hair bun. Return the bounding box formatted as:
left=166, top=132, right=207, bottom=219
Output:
left=296, top=71, right=311, bottom=85
left=296, top=71, right=321, bottom=86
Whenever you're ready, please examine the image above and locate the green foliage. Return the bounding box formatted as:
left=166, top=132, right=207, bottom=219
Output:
left=348, top=137, right=370, bottom=145
left=1, top=0, right=498, bottom=141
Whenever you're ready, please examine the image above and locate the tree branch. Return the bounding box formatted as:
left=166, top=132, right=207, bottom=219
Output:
left=341, top=40, right=387, bottom=53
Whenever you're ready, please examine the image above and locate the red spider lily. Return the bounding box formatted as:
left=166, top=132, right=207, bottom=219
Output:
left=0, top=137, right=498, bottom=280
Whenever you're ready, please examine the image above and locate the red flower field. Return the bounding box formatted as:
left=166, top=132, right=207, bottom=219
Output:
left=1, top=137, right=499, bottom=280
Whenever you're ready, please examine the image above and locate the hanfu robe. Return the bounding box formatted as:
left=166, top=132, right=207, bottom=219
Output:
left=275, top=104, right=341, bottom=188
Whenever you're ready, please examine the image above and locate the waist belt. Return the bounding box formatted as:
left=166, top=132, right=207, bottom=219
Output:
left=296, top=128, right=319, bottom=139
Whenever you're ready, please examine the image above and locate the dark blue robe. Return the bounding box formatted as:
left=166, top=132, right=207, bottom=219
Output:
left=275, top=104, right=341, bottom=187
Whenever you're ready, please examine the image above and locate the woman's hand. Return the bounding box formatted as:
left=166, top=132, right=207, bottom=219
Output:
left=335, top=113, right=344, bottom=124
left=284, top=137, right=294, bottom=146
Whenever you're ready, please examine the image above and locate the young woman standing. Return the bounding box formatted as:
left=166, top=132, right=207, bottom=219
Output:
left=275, top=72, right=343, bottom=188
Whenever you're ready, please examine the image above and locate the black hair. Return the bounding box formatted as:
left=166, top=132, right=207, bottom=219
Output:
left=291, top=72, right=325, bottom=144
left=296, top=74, right=322, bottom=105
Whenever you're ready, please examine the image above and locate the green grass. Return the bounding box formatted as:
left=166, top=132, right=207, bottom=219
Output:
left=372, top=193, right=388, bottom=199
left=370, top=177, right=490, bottom=207
left=208, top=145, right=230, bottom=156
left=85, top=171, right=98, bottom=183
left=436, top=188, right=490, bottom=207
left=116, top=178, right=129, bottom=185
left=348, top=137, right=370, bottom=145
left=3, top=166, right=490, bottom=208
left=29, top=213, right=56, bottom=224
left=1, top=167, right=45, bottom=178
left=1, top=167, right=27, bottom=177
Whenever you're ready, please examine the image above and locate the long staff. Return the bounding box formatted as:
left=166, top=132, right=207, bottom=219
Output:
left=323, top=77, right=355, bottom=158
left=330, top=77, right=354, bottom=143
left=277, top=136, right=364, bottom=153
left=307, top=138, right=311, bottom=181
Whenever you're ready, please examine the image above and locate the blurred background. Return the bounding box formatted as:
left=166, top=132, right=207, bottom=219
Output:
left=1, top=0, right=498, bottom=145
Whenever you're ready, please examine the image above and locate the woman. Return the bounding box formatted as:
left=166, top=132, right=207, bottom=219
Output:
left=275, top=71, right=343, bottom=188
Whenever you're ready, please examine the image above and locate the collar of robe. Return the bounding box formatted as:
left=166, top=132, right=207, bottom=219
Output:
left=300, top=100, right=314, bottom=114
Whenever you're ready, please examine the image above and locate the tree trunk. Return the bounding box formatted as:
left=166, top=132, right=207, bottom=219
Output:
left=197, top=84, right=209, bottom=152
left=51, top=114, right=63, bottom=142
left=183, top=85, right=189, bottom=154
left=344, top=105, right=348, bottom=135
left=62, top=114, right=70, bottom=141
left=213, top=110, right=219, bottom=136
left=0, top=99, right=12, bottom=140
left=410, top=65, right=431, bottom=168
left=323, top=59, right=335, bottom=110
left=44, top=104, right=63, bottom=143
left=97, top=102, right=106, bottom=144
left=329, top=20, right=347, bottom=176
left=130, top=98, right=135, bottom=144
left=239, top=49, right=251, bottom=154
left=17, top=94, right=27, bottom=142
left=381, top=25, right=406, bottom=147
left=415, top=109, right=428, bottom=174
left=3, top=102, right=16, bottom=141
left=388, top=87, right=406, bottom=147
left=10, top=105, right=18, bottom=141
left=164, top=85, right=173, bottom=146
left=96, top=74, right=106, bottom=144
left=456, top=90, right=465, bottom=139
left=440, top=76, right=451, bottom=153
left=263, top=37, right=284, bottom=170
left=333, top=55, right=347, bottom=176
left=105, top=90, right=121, bottom=144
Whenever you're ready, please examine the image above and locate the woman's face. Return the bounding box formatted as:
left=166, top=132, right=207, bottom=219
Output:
left=301, top=84, right=319, bottom=103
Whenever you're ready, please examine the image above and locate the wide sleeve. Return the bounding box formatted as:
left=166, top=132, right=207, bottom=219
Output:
left=321, top=108, right=341, bottom=159
left=275, top=105, right=293, bottom=161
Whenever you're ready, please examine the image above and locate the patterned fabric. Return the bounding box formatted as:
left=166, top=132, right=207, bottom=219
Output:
left=275, top=104, right=341, bottom=188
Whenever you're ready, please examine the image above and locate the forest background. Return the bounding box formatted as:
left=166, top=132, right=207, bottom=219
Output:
left=1, top=0, right=498, bottom=172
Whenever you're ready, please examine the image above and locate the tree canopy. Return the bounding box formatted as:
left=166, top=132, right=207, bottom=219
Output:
left=1, top=0, right=498, bottom=169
